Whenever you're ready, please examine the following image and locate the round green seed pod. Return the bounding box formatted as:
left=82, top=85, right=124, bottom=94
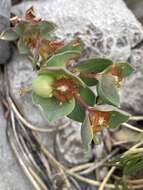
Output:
left=32, top=75, right=54, bottom=97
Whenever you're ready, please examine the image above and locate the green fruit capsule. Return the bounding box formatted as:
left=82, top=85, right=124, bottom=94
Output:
left=32, top=75, right=54, bottom=98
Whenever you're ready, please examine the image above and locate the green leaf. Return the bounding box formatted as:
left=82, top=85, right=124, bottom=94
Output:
left=75, top=58, right=113, bottom=73
left=97, top=75, right=120, bottom=107
left=124, top=154, right=143, bottom=175
left=15, top=20, right=56, bottom=38
left=116, top=153, right=143, bottom=175
left=37, top=21, right=57, bottom=34
left=68, top=87, right=96, bottom=122
left=39, top=66, right=86, bottom=87
left=56, top=40, right=84, bottom=54
left=94, top=104, right=130, bottom=129
left=93, top=133, right=99, bottom=144
left=81, top=113, right=93, bottom=150
left=32, top=93, right=75, bottom=123
left=46, top=50, right=81, bottom=68
left=15, top=21, right=29, bottom=35
left=109, top=109, right=130, bottom=128
left=104, top=63, right=135, bottom=78
left=115, top=62, right=135, bottom=78
left=80, top=75, right=98, bottom=86
left=0, top=29, right=19, bottom=41
left=17, top=39, right=29, bottom=54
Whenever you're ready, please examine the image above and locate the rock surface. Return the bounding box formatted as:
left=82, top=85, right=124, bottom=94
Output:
left=7, top=0, right=143, bottom=168
left=125, top=0, right=143, bottom=24
left=0, top=0, right=11, bottom=64
left=121, top=47, right=143, bottom=114
left=7, top=52, right=48, bottom=127
left=0, top=105, right=34, bottom=190
left=7, top=52, right=89, bottom=165
left=11, top=0, right=143, bottom=114
left=4, top=0, right=143, bottom=189
left=12, top=0, right=143, bottom=61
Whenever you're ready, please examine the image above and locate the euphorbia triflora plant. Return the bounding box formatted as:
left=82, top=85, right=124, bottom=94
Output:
left=1, top=7, right=134, bottom=150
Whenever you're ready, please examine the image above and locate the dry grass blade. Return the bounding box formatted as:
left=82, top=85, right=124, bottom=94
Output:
left=6, top=123, right=44, bottom=190
left=3, top=91, right=143, bottom=190
left=66, top=170, right=116, bottom=189
left=79, top=148, right=119, bottom=175
left=123, top=123, right=143, bottom=133
left=130, top=116, right=143, bottom=121
left=32, top=130, right=118, bottom=189
left=35, top=136, right=71, bottom=188
left=8, top=107, right=52, bottom=189
left=99, top=166, right=116, bottom=190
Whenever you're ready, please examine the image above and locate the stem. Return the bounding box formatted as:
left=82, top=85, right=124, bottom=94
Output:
left=123, top=123, right=143, bottom=133
left=75, top=94, right=91, bottom=110
left=99, top=166, right=116, bottom=190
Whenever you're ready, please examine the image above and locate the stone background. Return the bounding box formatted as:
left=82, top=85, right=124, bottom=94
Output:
left=1, top=0, right=143, bottom=189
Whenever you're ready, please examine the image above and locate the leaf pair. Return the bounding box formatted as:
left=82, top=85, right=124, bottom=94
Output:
left=45, top=39, right=84, bottom=68
left=97, top=63, right=134, bottom=107
left=32, top=93, right=75, bottom=123
left=81, top=105, right=130, bottom=150
left=32, top=66, right=87, bottom=123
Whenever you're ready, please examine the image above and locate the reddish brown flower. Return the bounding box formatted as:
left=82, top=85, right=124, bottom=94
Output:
left=25, top=6, right=41, bottom=25
left=39, top=39, right=64, bottom=59
left=39, top=39, right=51, bottom=59
left=72, top=39, right=81, bottom=47
left=49, top=40, right=64, bottom=50
left=53, top=78, right=78, bottom=102
left=89, top=109, right=110, bottom=132
left=107, top=66, right=123, bottom=87
left=25, top=6, right=36, bottom=21
left=28, top=34, right=40, bottom=48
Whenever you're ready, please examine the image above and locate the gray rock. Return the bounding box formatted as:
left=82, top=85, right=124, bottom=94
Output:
left=12, top=0, right=143, bottom=62
left=125, top=0, right=143, bottom=25
left=121, top=46, right=143, bottom=114
left=0, top=0, right=11, bottom=64
left=0, top=0, right=11, bottom=18
left=7, top=52, right=48, bottom=127
left=11, top=0, right=143, bottom=114
left=7, top=52, right=89, bottom=165
left=7, top=0, right=143, bottom=188
left=0, top=105, right=34, bottom=190
left=55, top=121, right=91, bottom=166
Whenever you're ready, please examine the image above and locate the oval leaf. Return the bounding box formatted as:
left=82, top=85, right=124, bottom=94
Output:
left=46, top=50, right=81, bottom=68
left=32, top=93, right=75, bottom=123
left=81, top=113, right=93, bottom=150
left=109, top=108, right=130, bottom=128
left=97, top=75, right=120, bottom=107
left=93, top=104, right=130, bottom=129
left=37, top=21, right=57, bottom=34
left=68, top=87, right=96, bottom=122
left=115, top=62, right=135, bottom=78
left=39, top=66, right=86, bottom=87
left=80, top=75, right=98, bottom=86
left=75, top=58, right=113, bottom=73
left=0, top=29, right=19, bottom=41
left=56, top=40, right=84, bottom=54
left=17, top=39, right=30, bottom=54
left=104, top=63, right=135, bottom=78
